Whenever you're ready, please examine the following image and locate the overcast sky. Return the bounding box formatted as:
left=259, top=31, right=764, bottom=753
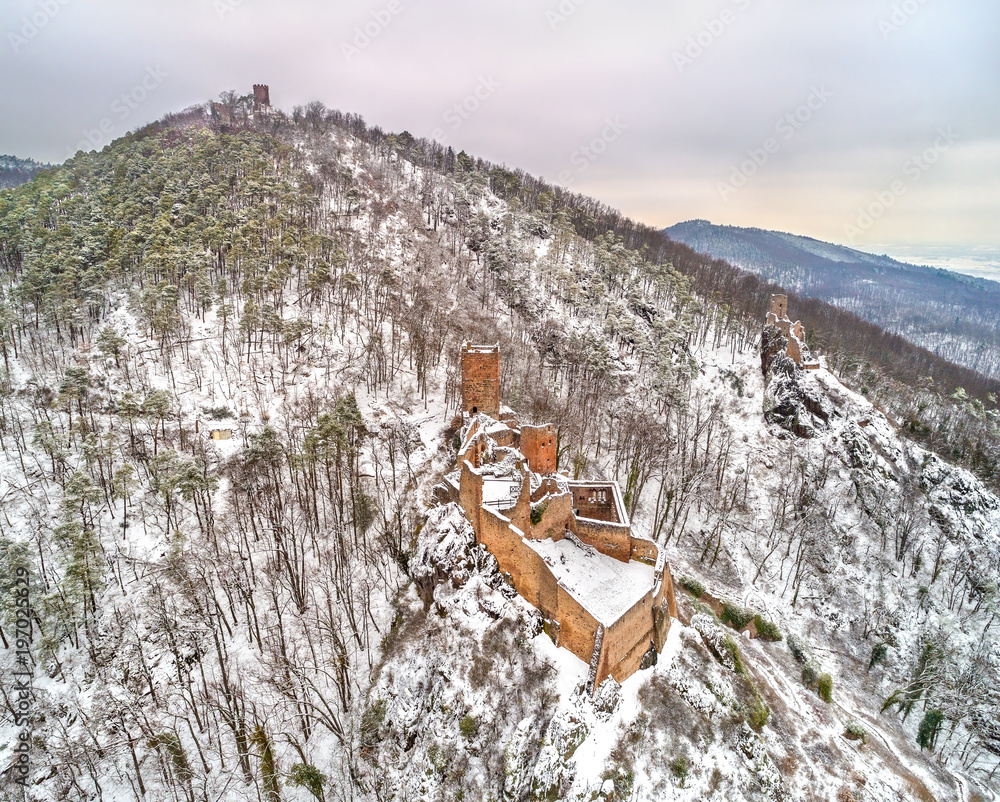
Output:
left=1, top=0, right=998, bottom=253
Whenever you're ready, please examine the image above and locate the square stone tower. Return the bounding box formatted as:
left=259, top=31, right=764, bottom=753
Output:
left=521, top=424, right=557, bottom=474
left=768, top=294, right=788, bottom=322
left=461, top=343, right=500, bottom=417
left=253, top=84, right=271, bottom=111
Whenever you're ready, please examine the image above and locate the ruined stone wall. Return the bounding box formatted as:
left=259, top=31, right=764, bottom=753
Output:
left=477, top=508, right=563, bottom=625
left=629, top=536, right=658, bottom=564
left=458, top=461, right=484, bottom=534
left=529, top=492, right=574, bottom=542
left=572, top=518, right=632, bottom=563
left=531, top=477, right=562, bottom=503
left=461, top=344, right=500, bottom=417
left=520, top=424, right=557, bottom=475
left=786, top=333, right=803, bottom=365
left=499, top=408, right=520, bottom=427
left=506, top=475, right=532, bottom=539
left=598, top=562, right=678, bottom=684
left=600, top=588, right=658, bottom=684
left=457, top=418, right=482, bottom=463
left=554, top=584, right=600, bottom=665
left=460, top=434, right=486, bottom=469
left=571, top=484, right=621, bottom=523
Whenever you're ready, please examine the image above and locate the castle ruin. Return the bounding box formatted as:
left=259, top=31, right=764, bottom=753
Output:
left=766, top=294, right=820, bottom=370
left=253, top=84, right=272, bottom=113
left=447, top=343, right=678, bottom=693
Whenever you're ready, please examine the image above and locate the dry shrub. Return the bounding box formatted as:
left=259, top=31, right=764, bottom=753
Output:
left=778, top=754, right=799, bottom=777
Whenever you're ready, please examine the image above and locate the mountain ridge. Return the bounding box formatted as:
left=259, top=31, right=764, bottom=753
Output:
left=671, top=219, right=980, bottom=276
left=664, top=219, right=1000, bottom=380
left=0, top=154, right=51, bottom=189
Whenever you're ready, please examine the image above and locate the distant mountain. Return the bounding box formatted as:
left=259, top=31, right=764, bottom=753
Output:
left=0, top=154, right=50, bottom=189
left=664, top=219, right=1000, bottom=379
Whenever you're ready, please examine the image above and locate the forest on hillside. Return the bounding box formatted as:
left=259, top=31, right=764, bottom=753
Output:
left=0, top=99, right=999, bottom=799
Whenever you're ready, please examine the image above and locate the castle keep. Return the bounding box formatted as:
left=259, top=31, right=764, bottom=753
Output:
left=460, top=343, right=501, bottom=418
left=448, top=343, right=678, bottom=693
left=252, top=84, right=271, bottom=113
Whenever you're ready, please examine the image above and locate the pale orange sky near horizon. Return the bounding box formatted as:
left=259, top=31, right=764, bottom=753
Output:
left=1, top=0, right=997, bottom=252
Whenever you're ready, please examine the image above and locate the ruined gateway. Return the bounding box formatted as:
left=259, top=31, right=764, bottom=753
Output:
left=447, top=343, right=679, bottom=693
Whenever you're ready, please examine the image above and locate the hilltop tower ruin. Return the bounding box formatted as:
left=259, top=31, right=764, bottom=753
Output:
left=766, top=294, right=819, bottom=370
left=460, top=342, right=501, bottom=417
left=253, top=84, right=271, bottom=112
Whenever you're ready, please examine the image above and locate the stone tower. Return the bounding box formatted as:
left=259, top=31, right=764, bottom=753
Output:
left=253, top=84, right=271, bottom=111
left=765, top=294, right=819, bottom=369
left=520, top=424, right=557, bottom=474
left=768, top=294, right=788, bottom=321
left=461, top=343, right=500, bottom=417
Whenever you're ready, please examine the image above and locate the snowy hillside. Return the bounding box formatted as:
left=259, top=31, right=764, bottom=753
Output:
left=0, top=105, right=998, bottom=801
left=361, top=334, right=1000, bottom=801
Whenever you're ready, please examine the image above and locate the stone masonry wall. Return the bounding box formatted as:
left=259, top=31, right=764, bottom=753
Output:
left=461, top=344, right=500, bottom=417
left=599, top=566, right=672, bottom=685
left=520, top=424, right=557, bottom=475
left=630, top=536, right=659, bottom=564
left=530, top=492, right=574, bottom=542
left=571, top=484, right=621, bottom=523
left=475, top=507, right=595, bottom=662
left=458, top=461, right=484, bottom=534
left=601, top=587, right=658, bottom=684
left=572, top=518, right=632, bottom=563
left=554, top=583, right=601, bottom=665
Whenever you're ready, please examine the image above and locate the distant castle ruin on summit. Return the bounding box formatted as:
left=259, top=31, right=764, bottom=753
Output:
left=252, top=84, right=271, bottom=113
left=448, top=343, right=678, bottom=694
